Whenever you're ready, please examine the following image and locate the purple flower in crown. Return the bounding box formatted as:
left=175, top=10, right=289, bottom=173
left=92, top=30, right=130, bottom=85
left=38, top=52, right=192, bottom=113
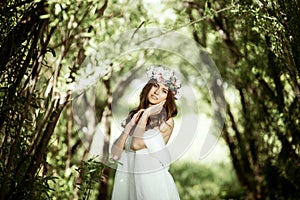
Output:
left=146, top=65, right=182, bottom=100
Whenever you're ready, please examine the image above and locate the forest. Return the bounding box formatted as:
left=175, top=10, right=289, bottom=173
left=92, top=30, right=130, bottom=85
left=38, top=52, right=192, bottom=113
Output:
left=0, top=0, right=299, bottom=199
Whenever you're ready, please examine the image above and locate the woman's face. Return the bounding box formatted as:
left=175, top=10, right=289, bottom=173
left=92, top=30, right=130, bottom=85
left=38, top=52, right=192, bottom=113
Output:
left=147, top=82, right=168, bottom=105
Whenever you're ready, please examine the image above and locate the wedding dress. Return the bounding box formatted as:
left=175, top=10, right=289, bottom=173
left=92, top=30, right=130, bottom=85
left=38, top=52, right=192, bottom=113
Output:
left=111, top=128, right=180, bottom=200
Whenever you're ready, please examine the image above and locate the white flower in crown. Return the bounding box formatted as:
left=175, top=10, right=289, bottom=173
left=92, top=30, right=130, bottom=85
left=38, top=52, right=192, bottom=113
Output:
left=163, top=70, right=173, bottom=80
left=146, top=65, right=182, bottom=100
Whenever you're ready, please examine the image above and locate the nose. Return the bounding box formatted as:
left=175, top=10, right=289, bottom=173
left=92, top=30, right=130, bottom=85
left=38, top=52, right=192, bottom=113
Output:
left=154, top=88, right=159, bottom=94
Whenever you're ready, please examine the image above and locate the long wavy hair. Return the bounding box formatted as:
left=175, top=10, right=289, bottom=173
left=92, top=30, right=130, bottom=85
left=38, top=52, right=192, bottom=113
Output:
left=123, top=79, right=178, bottom=131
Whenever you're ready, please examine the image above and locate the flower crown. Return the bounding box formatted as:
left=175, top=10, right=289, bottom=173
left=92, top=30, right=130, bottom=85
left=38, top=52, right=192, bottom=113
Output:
left=146, top=65, right=182, bottom=99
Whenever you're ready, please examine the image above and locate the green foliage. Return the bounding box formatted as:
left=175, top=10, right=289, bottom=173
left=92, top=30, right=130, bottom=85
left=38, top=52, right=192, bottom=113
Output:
left=169, top=161, right=244, bottom=200
left=75, top=158, right=106, bottom=200
left=183, top=0, right=300, bottom=199
left=1, top=0, right=299, bottom=199
left=0, top=0, right=110, bottom=198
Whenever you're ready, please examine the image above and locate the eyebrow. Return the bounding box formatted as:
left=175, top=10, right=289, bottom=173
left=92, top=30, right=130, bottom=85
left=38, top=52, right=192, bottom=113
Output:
left=157, top=83, right=169, bottom=91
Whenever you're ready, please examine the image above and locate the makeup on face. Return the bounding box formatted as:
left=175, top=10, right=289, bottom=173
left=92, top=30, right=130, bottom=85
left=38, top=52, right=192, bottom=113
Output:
left=148, top=82, right=168, bottom=104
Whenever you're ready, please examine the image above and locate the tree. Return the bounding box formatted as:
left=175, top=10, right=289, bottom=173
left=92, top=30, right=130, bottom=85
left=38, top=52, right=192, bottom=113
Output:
left=184, top=0, right=300, bottom=199
left=0, top=0, right=158, bottom=198
left=3, top=0, right=299, bottom=199
left=0, top=0, right=109, bottom=198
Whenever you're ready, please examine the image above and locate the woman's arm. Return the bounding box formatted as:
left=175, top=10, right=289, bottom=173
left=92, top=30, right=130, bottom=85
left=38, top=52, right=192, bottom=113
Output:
left=131, top=101, right=166, bottom=150
left=111, top=110, right=144, bottom=160
left=130, top=116, right=174, bottom=151
left=111, top=124, right=132, bottom=160
left=130, top=112, right=148, bottom=150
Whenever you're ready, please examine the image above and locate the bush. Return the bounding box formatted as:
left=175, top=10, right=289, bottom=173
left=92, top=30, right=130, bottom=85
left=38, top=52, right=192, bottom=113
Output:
left=169, top=161, right=244, bottom=200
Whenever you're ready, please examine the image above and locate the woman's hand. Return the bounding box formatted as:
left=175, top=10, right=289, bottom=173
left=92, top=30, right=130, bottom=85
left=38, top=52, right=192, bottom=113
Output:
left=126, top=109, right=145, bottom=129
left=144, top=100, right=166, bottom=117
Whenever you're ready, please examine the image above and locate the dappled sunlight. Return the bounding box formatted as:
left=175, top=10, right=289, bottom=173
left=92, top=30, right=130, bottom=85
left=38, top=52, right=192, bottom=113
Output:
left=1, top=0, right=299, bottom=199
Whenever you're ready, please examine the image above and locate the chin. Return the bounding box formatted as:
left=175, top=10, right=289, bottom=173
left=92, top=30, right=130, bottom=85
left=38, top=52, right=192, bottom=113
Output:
left=148, top=100, right=158, bottom=105
left=149, top=101, right=158, bottom=105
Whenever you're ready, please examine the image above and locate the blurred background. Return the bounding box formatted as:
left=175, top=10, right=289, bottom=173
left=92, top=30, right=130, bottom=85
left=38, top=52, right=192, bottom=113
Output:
left=0, top=0, right=299, bottom=199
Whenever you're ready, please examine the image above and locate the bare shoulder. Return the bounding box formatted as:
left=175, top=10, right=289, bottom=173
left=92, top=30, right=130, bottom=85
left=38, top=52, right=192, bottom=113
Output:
left=159, top=118, right=174, bottom=143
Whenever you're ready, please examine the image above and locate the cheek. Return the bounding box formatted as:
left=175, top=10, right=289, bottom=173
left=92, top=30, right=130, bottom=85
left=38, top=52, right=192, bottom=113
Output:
left=160, top=93, right=167, bottom=100
left=148, top=87, right=154, bottom=94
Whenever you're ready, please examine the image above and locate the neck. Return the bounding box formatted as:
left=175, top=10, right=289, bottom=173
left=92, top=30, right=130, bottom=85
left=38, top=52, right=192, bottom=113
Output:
left=147, top=103, right=153, bottom=107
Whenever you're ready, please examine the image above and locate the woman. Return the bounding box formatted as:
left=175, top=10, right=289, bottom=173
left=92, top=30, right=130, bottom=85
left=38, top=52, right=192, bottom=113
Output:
left=111, top=66, right=181, bottom=200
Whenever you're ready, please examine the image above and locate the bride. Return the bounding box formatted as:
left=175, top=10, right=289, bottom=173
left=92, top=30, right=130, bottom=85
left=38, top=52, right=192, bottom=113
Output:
left=111, top=66, right=181, bottom=200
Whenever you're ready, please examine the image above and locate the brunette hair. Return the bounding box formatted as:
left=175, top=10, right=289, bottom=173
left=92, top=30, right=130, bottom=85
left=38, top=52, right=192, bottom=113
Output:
left=123, top=79, right=178, bottom=130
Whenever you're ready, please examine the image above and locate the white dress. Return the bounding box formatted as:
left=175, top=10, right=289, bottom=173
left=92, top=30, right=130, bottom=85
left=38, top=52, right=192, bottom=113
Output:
left=111, top=128, right=180, bottom=200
